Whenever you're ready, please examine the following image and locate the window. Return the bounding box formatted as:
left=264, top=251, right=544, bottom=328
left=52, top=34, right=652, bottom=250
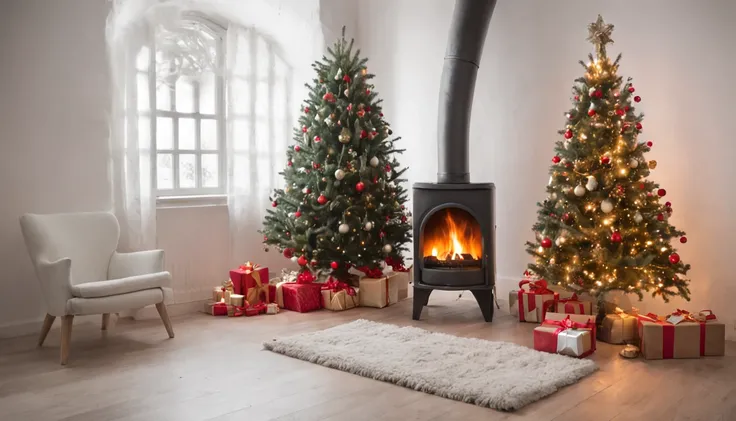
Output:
left=137, top=17, right=226, bottom=197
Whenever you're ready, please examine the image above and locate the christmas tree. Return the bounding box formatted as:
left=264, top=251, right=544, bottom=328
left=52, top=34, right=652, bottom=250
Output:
left=261, top=29, right=412, bottom=281
left=525, top=16, right=691, bottom=302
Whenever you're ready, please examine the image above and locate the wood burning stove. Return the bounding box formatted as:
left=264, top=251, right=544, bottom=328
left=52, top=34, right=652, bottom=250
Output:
left=412, top=0, right=497, bottom=322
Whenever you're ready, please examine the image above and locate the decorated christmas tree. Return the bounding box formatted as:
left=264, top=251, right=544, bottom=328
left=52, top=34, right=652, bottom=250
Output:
left=525, top=16, right=691, bottom=302
left=261, top=29, right=412, bottom=281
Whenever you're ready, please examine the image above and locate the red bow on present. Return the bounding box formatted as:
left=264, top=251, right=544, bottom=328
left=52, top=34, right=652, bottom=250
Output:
left=542, top=315, right=593, bottom=334
left=385, top=256, right=409, bottom=272
left=322, top=277, right=356, bottom=296
left=559, top=293, right=579, bottom=303
left=519, top=279, right=553, bottom=295
left=239, top=261, right=261, bottom=274
left=358, top=266, right=384, bottom=278
left=296, top=270, right=316, bottom=284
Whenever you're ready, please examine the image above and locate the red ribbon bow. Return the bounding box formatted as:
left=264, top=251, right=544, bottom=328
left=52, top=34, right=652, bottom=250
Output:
left=385, top=256, right=409, bottom=272
left=559, top=293, right=579, bottom=303
left=542, top=315, right=593, bottom=333
left=296, top=270, right=316, bottom=284
left=239, top=261, right=261, bottom=274
left=322, top=278, right=356, bottom=296
left=519, top=279, right=553, bottom=295
left=358, top=266, right=384, bottom=278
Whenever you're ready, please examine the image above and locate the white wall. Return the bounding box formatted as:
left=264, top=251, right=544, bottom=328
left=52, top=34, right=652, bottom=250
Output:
left=357, top=0, right=736, bottom=339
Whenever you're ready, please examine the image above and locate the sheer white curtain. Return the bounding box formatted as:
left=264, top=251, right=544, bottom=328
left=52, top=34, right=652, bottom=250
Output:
left=107, top=0, right=322, bottom=260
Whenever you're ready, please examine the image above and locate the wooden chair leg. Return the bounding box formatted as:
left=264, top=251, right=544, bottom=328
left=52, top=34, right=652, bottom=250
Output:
left=38, top=314, right=56, bottom=347
left=60, top=315, right=74, bottom=365
left=101, top=313, right=110, bottom=330
left=155, top=303, right=175, bottom=339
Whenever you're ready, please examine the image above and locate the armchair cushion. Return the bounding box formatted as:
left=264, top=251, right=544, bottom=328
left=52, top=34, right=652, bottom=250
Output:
left=67, top=288, right=165, bottom=315
left=71, top=272, right=171, bottom=298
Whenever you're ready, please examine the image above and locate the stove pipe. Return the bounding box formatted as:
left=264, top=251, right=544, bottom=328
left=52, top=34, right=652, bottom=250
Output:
left=437, top=0, right=497, bottom=184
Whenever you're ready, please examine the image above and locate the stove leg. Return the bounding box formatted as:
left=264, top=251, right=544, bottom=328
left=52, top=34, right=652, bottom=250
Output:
left=471, top=289, right=494, bottom=322
left=412, top=288, right=433, bottom=320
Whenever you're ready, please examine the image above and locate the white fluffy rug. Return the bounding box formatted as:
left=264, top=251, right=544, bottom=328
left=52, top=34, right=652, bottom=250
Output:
left=263, top=319, right=597, bottom=411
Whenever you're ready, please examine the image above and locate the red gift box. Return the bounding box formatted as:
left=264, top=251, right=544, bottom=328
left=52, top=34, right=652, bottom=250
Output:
left=208, top=302, right=228, bottom=316
left=229, top=263, right=275, bottom=305
left=282, top=283, right=323, bottom=313
left=533, top=313, right=597, bottom=358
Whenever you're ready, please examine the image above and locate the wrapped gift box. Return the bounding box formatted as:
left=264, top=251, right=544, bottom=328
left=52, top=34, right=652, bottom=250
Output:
left=229, top=264, right=276, bottom=305
left=598, top=311, right=638, bottom=344
left=282, top=283, right=323, bottom=313
left=321, top=279, right=359, bottom=311
left=638, top=311, right=725, bottom=360
left=547, top=294, right=592, bottom=316
left=533, top=313, right=597, bottom=358
left=204, top=301, right=229, bottom=316
left=359, top=272, right=407, bottom=308
left=517, top=279, right=559, bottom=323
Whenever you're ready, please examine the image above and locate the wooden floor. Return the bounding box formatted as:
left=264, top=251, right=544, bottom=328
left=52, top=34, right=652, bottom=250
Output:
left=1, top=291, right=735, bottom=421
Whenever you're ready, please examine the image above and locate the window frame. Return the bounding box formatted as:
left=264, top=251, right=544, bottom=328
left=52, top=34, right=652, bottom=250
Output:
left=142, top=15, right=228, bottom=199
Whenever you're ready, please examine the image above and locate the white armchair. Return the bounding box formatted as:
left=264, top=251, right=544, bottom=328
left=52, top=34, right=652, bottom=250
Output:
left=20, top=211, right=174, bottom=365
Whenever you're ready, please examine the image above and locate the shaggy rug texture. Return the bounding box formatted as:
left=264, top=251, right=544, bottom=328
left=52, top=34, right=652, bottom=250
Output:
left=263, top=319, right=598, bottom=411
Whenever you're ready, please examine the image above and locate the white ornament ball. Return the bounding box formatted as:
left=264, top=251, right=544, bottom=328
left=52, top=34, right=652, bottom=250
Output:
left=383, top=244, right=393, bottom=253
left=369, top=157, right=379, bottom=167
left=555, top=236, right=566, bottom=246
left=334, top=169, right=345, bottom=180
left=634, top=212, right=643, bottom=223
left=601, top=199, right=614, bottom=213
left=629, top=159, right=639, bottom=169
left=364, top=221, right=373, bottom=231
left=586, top=175, right=598, bottom=191
left=338, top=223, right=350, bottom=234
left=302, top=187, right=310, bottom=194
left=574, top=185, right=586, bottom=197
left=588, top=87, right=596, bottom=95
left=549, top=193, right=558, bottom=200
left=290, top=256, right=298, bottom=262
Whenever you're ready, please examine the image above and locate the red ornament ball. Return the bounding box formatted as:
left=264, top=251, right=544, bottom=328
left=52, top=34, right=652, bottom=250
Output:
left=574, top=95, right=580, bottom=101
left=379, top=112, right=384, bottom=117
left=562, top=213, right=572, bottom=223
left=588, top=109, right=596, bottom=117
left=294, top=145, right=301, bottom=152
left=366, top=106, right=372, bottom=112
left=657, top=188, right=667, bottom=197
left=669, top=253, right=680, bottom=264
left=552, top=156, right=561, bottom=164
left=312, top=162, right=320, bottom=169
left=611, top=231, right=623, bottom=243
left=635, top=122, right=643, bottom=130
left=541, top=237, right=553, bottom=248
left=302, top=126, right=308, bottom=133
left=594, top=90, right=603, bottom=98
left=665, top=201, right=672, bottom=207
left=271, top=201, right=278, bottom=207
left=330, top=261, right=339, bottom=269
left=366, top=89, right=371, bottom=95
left=304, top=106, right=310, bottom=113
left=360, top=130, right=368, bottom=139
left=624, top=105, right=631, bottom=112
left=295, top=211, right=302, bottom=218
left=564, top=129, right=573, bottom=139
left=680, top=236, right=688, bottom=244
left=616, top=109, right=625, bottom=116
left=317, top=194, right=327, bottom=205
left=343, top=74, right=351, bottom=82
left=287, top=160, right=293, bottom=167
left=401, top=215, right=408, bottom=223
left=297, top=255, right=308, bottom=266
left=600, top=155, right=611, bottom=165
left=657, top=213, right=665, bottom=221
left=634, top=96, right=642, bottom=103
left=323, top=92, right=335, bottom=102
left=356, top=181, right=365, bottom=192
left=385, top=164, right=392, bottom=173
left=304, top=188, right=311, bottom=194
left=314, top=136, right=321, bottom=143
left=310, top=259, right=318, bottom=267
left=283, top=248, right=293, bottom=258
left=639, top=183, right=646, bottom=190
left=628, top=86, right=636, bottom=93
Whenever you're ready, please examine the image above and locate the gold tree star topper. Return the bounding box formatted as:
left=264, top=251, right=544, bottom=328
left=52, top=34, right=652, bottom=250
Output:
left=587, top=15, right=614, bottom=57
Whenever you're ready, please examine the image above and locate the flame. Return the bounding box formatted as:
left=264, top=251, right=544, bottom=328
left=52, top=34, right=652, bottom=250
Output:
left=422, top=208, right=482, bottom=260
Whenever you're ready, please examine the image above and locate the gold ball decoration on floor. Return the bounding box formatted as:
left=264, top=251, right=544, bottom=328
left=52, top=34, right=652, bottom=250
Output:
left=619, top=344, right=640, bottom=359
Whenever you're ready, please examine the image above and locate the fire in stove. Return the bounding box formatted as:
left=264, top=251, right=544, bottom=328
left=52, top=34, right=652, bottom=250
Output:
left=421, top=208, right=482, bottom=269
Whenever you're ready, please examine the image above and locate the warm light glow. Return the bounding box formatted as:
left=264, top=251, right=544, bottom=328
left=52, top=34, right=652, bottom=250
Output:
left=422, top=208, right=482, bottom=261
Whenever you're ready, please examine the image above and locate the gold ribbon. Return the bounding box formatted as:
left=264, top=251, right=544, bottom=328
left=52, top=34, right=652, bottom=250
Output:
left=245, top=268, right=270, bottom=305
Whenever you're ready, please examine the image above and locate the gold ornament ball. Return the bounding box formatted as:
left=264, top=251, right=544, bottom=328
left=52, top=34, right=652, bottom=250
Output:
left=330, top=113, right=336, bottom=120
left=619, top=344, right=640, bottom=359
left=648, top=160, right=658, bottom=169
left=338, top=127, right=352, bottom=144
